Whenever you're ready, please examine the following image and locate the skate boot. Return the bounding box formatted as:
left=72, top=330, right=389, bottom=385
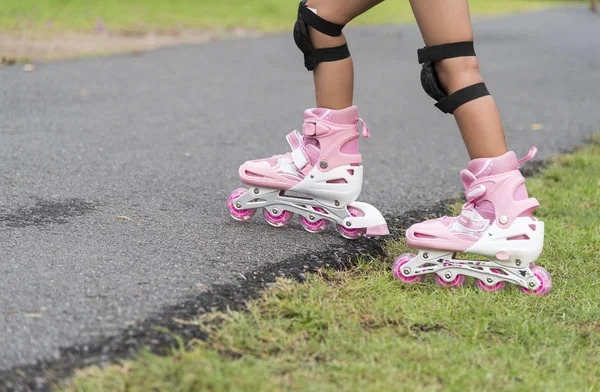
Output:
left=393, top=147, right=551, bottom=295
left=227, top=106, right=389, bottom=239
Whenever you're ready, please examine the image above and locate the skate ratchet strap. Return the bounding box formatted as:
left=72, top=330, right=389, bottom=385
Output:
left=417, top=41, right=475, bottom=64
left=286, top=130, right=309, bottom=170
left=303, top=119, right=370, bottom=138
left=303, top=122, right=323, bottom=136
left=518, top=146, right=538, bottom=167
left=298, top=0, right=345, bottom=37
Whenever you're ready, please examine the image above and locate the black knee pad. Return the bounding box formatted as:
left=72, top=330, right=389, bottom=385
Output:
left=418, top=41, right=490, bottom=114
left=293, top=0, right=351, bottom=71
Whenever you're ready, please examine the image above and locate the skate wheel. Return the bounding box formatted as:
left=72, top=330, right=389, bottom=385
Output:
left=336, top=206, right=367, bottom=240
left=263, top=208, right=293, bottom=227
left=435, top=273, right=466, bottom=288
left=475, top=269, right=507, bottom=292
left=520, top=265, right=552, bottom=296
left=300, top=215, right=329, bottom=233
left=227, top=188, right=256, bottom=222
left=392, top=253, right=423, bottom=284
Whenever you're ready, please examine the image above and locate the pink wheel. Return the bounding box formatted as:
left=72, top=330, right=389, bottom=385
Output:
left=300, top=216, right=329, bottom=233
left=336, top=206, right=367, bottom=240
left=392, top=253, right=423, bottom=284
left=475, top=269, right=507, bottom=292
left=227, top=188, right=256, bottom=221
left=263, top=208, right=293, bottom=227
left=300, top=207, right=329, bottom=233
left=520, top=265, right=552, bottom=296
left=436, top=273, right=466, bottom=288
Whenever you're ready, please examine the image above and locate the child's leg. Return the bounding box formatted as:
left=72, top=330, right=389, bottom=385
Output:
left=409, top=0, right=507, bottom=159
left=394, top=1, right=550, bottom=295
left=227, top=0, right=390, bottom=239
left=302, top=0, right=384, bottom=109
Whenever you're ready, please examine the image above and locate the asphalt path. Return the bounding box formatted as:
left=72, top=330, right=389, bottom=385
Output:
left=1, top=6, right=599, bottom=377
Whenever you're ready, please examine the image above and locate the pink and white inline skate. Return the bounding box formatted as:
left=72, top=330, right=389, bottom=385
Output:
left=227, top=106, right=389, bottom=239
left=393, top=147, right=552, bottom=295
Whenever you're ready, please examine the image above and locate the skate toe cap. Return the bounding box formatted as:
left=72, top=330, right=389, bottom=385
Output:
left=242, top=159, right=271, bottom=169
left=238, top=161, right=299, bottom=190
left=406, top=218, right=471, bottom=252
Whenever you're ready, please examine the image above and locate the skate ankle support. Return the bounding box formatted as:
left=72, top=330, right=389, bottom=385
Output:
left=302, top=118, right=364, bottom=172
left=417, top=41, right=490, bottom=114
left=294, top=0, right=351, bottom=71
left=466, top=172, right=540, bottom=229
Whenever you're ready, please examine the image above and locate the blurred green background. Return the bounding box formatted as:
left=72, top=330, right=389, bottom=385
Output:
left=0, top=0, right=586, bottom=34
left=0, top=0, right=588, bottom=62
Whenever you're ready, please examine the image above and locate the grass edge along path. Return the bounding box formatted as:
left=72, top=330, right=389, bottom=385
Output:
left=64, top=139, right=600, bottom=391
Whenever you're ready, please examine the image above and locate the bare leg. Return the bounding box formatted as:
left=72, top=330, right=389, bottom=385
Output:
left=410, top=0, right=507, bottom=159
left=305, top=0, right=384, bottom=109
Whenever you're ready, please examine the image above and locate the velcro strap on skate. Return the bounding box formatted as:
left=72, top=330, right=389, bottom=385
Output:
left=286, top=130, right=304, bottom=150
left=291, top=147, right=309, bottom=169
left=518, top=146, right=538, bottom=167
left=286, top=130, right=309, bottom=170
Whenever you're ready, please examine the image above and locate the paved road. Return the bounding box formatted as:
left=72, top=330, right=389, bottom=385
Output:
left=1, top=7, right=599, bottom=375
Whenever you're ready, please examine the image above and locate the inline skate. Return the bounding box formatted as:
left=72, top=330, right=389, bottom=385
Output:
left=227, top=106, right=389, bottom=239
left=393, top=147, right=552, bottom=295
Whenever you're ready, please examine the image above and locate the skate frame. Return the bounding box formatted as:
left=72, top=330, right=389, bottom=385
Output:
left=232, top=186, right=387, bottom=235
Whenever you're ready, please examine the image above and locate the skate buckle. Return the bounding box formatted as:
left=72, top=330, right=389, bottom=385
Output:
left=302, top=122, right=329, bottom=136
left=465, top=185, right=486, bottom=201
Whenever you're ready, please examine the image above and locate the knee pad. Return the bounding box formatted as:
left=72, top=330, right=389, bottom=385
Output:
left=293, top=0, right=351, bottom=71
left=418, top=41, right=490, bottom=114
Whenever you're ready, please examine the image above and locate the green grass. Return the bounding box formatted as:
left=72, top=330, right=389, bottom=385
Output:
left=0, top=0, right=585, bottom=34
left=63, top=140, right=600, bottom=392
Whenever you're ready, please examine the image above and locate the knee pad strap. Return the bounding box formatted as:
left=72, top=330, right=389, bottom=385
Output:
left=294, top=0, right=350, bottom=71
left=297, top=0, right=345, bottom=36
left=435, top=82, right=490, bottom=114
left=418, top=41, right=490, bottom=114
